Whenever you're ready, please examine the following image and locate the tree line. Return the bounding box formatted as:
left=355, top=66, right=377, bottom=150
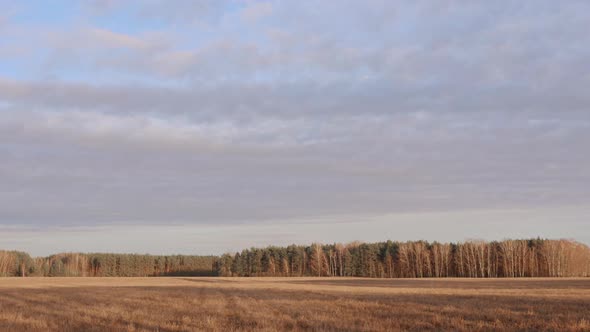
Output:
left=0, top=252, right=216, bottom=277
left=216, top=239, right=590, bottom=278
left=1, top=239, right=589, bottom=278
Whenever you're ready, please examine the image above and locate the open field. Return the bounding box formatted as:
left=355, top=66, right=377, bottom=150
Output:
left=0, top=278, right=589, bottom=331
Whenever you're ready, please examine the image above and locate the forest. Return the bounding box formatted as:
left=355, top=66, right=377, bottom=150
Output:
left=1, top=239, right=589, bottom=278
left=0, top=252, right=216, bottom=277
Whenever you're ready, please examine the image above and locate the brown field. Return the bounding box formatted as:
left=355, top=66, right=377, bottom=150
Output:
left=0, top=277, right=589, bottom=331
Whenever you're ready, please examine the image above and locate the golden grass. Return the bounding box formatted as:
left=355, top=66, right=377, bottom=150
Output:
left=0, top=277, right=589, bottom=331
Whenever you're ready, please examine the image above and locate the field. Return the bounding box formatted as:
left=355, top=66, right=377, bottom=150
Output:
left=0, top=278, right=589, bottom=331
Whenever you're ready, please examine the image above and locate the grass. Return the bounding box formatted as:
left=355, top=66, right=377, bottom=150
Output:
left=0, top=277, right=589, bottom=331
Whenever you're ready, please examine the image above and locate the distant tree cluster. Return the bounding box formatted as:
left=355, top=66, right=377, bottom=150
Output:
left=0, top=251, right=35, bottom=277
left=215, top=239, right=590, bottom=278
left=0, top=252, right=216, bottom=277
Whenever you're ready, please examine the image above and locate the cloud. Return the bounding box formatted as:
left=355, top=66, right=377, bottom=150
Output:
left=0, top=1, right=589, bottom=252
left=146, top=1, right=229, bottom=23
left=2, top=98, right=588, bottom=227
left=241, top=1, right=273, bottom=23
left=86, top=28, right=153, bottom=50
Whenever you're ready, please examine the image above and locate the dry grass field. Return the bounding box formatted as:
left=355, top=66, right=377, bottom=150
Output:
left=0, top=277, right=589, bottom=331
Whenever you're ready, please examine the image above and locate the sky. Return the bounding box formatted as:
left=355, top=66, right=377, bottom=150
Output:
left=1, top=1, right=589, bottom=256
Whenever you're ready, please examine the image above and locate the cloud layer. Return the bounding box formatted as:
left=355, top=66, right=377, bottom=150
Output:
left=1, top=1, right=589, bottom=253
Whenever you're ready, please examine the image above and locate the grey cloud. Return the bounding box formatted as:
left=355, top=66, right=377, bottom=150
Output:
left=1, top=103, right=588, bottom=226
left=1, top=76, right=589, bottom=126
left=83, top=0, right=232, bottom=24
